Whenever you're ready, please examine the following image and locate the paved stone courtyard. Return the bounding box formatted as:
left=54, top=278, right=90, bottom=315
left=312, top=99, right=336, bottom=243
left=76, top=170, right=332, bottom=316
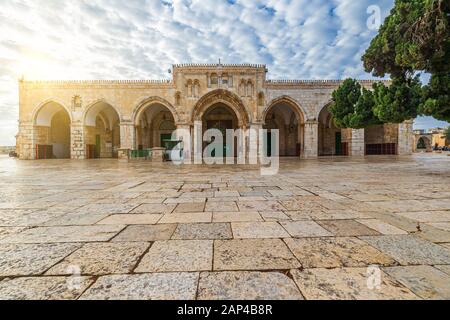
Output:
left=0, top=154, right=450, bottom=300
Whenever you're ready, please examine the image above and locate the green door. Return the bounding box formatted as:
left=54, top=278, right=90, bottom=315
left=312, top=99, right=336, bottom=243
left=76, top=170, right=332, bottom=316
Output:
left=335, top=132, right=342, bottom=155
left=160, top=134, right=172, bottom=148
left=95, top=135, right=101, bottom=158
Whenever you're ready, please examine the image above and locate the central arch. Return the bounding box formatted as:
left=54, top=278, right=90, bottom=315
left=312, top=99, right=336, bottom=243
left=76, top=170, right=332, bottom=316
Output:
left=192, top=89, right=250, bottom=126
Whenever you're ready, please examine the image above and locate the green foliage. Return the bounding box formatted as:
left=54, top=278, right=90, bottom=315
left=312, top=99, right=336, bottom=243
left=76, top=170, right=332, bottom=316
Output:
left=419, top=72, right=450, bottom=122
left=330, top=79, right=381, bottom=129
left=363, top=0, right=449, bottom=77
left=372, top=76, right=422, bottom=123
left=330, top=0, right=449, bottom=127
left=445, top=127, right=450, bottom=140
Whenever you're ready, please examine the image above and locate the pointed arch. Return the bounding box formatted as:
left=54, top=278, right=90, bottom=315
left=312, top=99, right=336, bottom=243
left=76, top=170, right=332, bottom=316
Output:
left=133, top=96, right=181, bottom=125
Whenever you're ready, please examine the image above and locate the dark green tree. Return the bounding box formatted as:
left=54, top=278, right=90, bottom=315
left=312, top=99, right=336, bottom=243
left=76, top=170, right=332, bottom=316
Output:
left=372, top=76, right=423, bottom=123
left=445, top=126, right=450, bottom=140
left=363, top=0, right=449, bottom=122
left=330, top=79, right=381, bottom=129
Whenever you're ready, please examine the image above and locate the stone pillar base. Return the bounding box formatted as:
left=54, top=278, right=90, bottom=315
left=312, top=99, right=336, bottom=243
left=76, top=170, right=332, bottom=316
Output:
left=151, top=147, right=166, bottom=162
left=118, top=149, right=129, bottom=161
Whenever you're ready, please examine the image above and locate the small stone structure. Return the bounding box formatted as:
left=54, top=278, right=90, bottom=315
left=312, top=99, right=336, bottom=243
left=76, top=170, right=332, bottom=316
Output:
left=15, top=63, right=413, bottom=161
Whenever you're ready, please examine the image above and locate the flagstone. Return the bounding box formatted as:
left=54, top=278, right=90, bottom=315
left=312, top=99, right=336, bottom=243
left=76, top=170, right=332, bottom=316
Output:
left=232, top=222, right=289, bottom=239
left=0, top=276, right=94, bottom=300
left=112, top=224, right=177, bottom=242
left=356, top=219, right=408, bottom=235
left=0, top=225, right=125, bottom=244
left=46, top=242, right=149, bottom=275
left=197, top=271, right=304, bottom=300
left=361, top=235, right=450, bottom=265
left=291, top=267, right=418, bottom=300
left=80, top=273, right=199, bottom=300
left=214, top=239, right=300, bottom=270
left=383, top=266, right=450, bottom=299
left=173, top=202, right=205, bottom=213
left=237, top=201, right=285, bottom=212
left=158, top=212, right=212, bottom=224
left=212, top=212, right=263, bottom=222
left=130, top=203, right=176, bottom=214
left=97, top=214, right=162, bottom=225
left=135, top=240, right=213, bottom=272
left=280, top=221, right=333, bottom=238
left=0, top=243, right=81, bottom=276
left=205, top=201, right=238, bottom=212
left=172, top=223, right=232, bottom=240
left=317, top=219, right=380, bottom=236
left=284, top=237, right=396, bottom=268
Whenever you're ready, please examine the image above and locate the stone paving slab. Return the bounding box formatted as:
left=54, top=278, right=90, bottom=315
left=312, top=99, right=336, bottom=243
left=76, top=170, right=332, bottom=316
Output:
left=291, top=268, right=419, bottom=300
left=360, top=235, right=450, bottom=265
left=383, top=266, right=450, bottom=300
left=1, top=155, right=450, bottom=299
left=0, top=276, right=95, bottom=300
left=97, top=214, right=162, bottom=225
left=80, top=273, right=199, bottom=300
left=0, top=243, right=81, bottom=276
left=135, top=240, right=213, bottom=272
left=112, top=224, right=177, bottom=242
left=280, top=221, right=333, bottom=238
left=172, top=223, right=232, bottom=240
left=284, top=237, right=396, bottom=268
left=46, top=242, right=150, bottom=275
left=232, top=222, right=290, bottom=239
left=214, top=239, right=301, bottom=271
left=197, top=271, right=304, bottom=300
left=317, top=219, right=380, bottom=236
left=0, top=225, right=125, bottom=244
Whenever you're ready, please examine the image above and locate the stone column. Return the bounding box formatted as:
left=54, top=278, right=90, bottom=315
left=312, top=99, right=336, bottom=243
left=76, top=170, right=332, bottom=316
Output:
left=71, top=122, right=85, bottom=160
left=118, top=121, right=135, bottom=160
left=303, top=120, right=319, bottom=158
left=17, top=122, right=34, bottom=160
left=351, top=128, right=365, bottom=156
left=193, top=120, right=203, bottom=164
left=248, top=123, right=261, bottom=164
left=398, top=120, right=414, bottom=155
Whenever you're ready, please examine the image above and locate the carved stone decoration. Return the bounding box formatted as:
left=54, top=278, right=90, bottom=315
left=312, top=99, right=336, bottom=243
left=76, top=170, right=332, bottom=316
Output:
left=72, top=95, right=82, bottom=111
left=175, top=91, right=181, bottom=105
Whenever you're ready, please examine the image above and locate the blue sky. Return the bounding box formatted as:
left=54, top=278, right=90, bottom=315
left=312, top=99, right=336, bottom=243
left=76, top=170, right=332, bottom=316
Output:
left=0, top=0, right=448, bottom=145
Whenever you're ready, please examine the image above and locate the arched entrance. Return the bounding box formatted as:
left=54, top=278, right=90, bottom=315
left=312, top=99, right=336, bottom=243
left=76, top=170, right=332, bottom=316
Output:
left=192, top=90, right=250, bottom=160
left=202, top=103, right=239, bottom=157
left=84, top=101, right=120, bottom=159
left=134, top=103, right=177, bottom=150
left=33, top=101, right=71, bottom=159
left=416, top=136, right=432, bottom=152
left=263, top=97, right=304, bottom=157
left=318, top=105, right=345, bottom=156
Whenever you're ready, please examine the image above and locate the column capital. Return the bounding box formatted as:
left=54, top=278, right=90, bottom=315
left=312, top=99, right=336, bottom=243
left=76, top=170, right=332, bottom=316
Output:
left=305, top=119, right=319, bottom=125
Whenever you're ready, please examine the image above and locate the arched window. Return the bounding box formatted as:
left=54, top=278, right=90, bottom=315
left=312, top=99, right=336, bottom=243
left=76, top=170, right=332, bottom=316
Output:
left=175, top=91, right=181, bottom=105
left=246, top=80, right=254, bottom=97
left=239, top=79, right=246, bottom=97
left=258, top=92, right=265, bottom=106
left=193, top=80, right=200, bottom=97
left=210, top=73, right=218, bottom=86
left=186, top=80, right=193, bottom=97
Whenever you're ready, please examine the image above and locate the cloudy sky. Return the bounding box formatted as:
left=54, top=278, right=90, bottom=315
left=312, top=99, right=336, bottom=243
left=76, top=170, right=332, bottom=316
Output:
left=0, top=0, right=448, bottom=145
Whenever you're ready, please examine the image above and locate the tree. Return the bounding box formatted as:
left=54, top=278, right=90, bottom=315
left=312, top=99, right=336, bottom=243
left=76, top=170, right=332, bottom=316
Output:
left=330, top=0, right=449, bottom=128
left=445, top=126, right=450, bottom=141
left=372, top=76, right=423, bottom=123
left=330, top=79, right=381, bottom=129
left=363, top=0, right=449, bottom=122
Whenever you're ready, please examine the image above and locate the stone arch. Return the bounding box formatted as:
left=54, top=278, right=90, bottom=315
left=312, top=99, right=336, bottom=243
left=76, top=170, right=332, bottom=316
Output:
left=262, top=96, right=306, bottom=124
left=32, top=99, right=72, bottom=126
left=32, top=99, right=72, bottom=159
left=83, top=99, right=122, bottom=128
left=191, top=89, right=251, bottom=126
left=133, top=96, right=181, bottom=125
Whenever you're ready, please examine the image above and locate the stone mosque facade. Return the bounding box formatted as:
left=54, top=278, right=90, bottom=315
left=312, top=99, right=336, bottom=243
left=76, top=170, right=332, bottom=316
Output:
left=16, top=64, right=414, bottom=161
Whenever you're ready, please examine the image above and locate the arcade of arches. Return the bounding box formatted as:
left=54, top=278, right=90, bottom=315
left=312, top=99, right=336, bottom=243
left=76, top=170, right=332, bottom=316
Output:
left=16, top=64, right=413, bottom=161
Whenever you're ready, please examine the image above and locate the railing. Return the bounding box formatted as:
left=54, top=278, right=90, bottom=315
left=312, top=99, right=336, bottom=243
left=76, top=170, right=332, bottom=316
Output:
left=129, top=149, right=152, bottom=159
